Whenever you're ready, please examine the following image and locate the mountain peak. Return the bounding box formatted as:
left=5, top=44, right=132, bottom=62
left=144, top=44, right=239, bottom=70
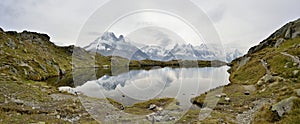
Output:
left=100, top=32, right=125, bottom=42
left=101, top=32, right=117, bottom=41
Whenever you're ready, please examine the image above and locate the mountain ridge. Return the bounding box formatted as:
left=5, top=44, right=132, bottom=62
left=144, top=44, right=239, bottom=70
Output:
left=84, top=32, right=243, bottom=62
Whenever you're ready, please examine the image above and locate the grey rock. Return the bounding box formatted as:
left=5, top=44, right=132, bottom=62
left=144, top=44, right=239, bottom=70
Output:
left=221, top=93, right=227, bottom=97
left=284, top=62, right=290, bottom=68
left=274, top=38, right=285, bottom=48
left=257, top=74, right=274, bottom=86
left=244, top=91, right=250, bottom=95
left=292, top=31, right=300, bottom=38
left=146, top=111, right=176, bottom=122
left=293, top=70, right=299, bottom=77
left=271, top=96, right=297, bottom=117
left=215, top=94, right=222, bottom=98
left=149, top=104, right=157, bottom=110
left=284, top=25, right=292, bottom=39
left=38, top=63, right=47, bottom=73
left=225, top=97, right=230, bottom=102
left=237, top=57, right=251, bottom=70
left=23, top=68, right=28, bottom=76
left=10, top=66, right=18, bottom=74
left=19, top=62, right=34, bottom=71
left=6, top=38, right=16, bottom=49
left=293, top=63, right=298, bottom=67
left=294, top=89, right=300, bottom=97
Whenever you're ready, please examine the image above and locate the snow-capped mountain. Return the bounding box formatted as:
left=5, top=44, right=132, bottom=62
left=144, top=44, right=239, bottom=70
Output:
left=225, top=49, right=243, bottom=62
left=84, top=32, right=149, bottom=60
left=84, top=32, right=243, bottom=62
left=140, top=45, right=170, bottom=60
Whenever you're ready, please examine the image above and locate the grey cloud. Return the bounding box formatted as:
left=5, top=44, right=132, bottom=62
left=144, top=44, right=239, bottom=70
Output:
left=87, top=31, right=102, bottom=36
left=0, top=0, right=300, bottom=50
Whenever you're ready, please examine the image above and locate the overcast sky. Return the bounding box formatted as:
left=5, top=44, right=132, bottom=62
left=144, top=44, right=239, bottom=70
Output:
left=0, top=0, right=299, bottom=52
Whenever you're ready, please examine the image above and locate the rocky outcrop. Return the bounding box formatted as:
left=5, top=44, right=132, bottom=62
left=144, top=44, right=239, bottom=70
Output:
left=271, top=96, right=298, bottom=117
left=248, top=18, right=300, bottom=54
left=281, top=52, right=300, bottom=68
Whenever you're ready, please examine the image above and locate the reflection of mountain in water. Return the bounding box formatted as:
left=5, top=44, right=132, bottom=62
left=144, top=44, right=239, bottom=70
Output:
left=95, top=68, right=179, bottom=91
left=94, top=67, right=225, bottom=91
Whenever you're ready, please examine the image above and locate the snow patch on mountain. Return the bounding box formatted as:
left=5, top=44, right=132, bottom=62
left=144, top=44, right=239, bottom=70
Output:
left=84, top=32, right=243, bottom=62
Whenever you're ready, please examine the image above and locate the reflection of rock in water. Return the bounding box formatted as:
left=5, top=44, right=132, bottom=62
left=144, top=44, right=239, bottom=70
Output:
left=96, top=75, right=127, bottom=91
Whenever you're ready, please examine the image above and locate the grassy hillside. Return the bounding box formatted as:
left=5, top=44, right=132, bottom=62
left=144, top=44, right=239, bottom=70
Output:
left=0, top=29, right=110, bottom=123
left=0, top=29, right=112, bottom=82
left=190, top=18, right=300, bottom=123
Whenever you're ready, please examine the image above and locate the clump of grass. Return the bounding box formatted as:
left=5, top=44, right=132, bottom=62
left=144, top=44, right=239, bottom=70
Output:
left=124, top=98, right=175, bottom=115
left=177, top=109, right=200, bottom=123
left=106, top=98, right=124, bottom=110
left=268, top=54, right=297, bottom=78
left=230, top=59, right=266, bottom=85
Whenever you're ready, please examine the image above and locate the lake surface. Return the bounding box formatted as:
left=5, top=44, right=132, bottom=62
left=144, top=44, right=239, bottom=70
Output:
left=74, top=66, right=230, bottom=108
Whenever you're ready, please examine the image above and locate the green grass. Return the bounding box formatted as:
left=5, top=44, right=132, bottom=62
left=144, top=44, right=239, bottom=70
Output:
left=106, top=98, right=124, bottom=110
left=124, top=98, right=175, bottom=115
left=230, top=59, right=266, bottom=85
left=191, top=37, right=300, bottom=123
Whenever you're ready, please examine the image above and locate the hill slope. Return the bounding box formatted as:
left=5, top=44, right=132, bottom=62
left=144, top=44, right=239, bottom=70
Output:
left=0, top=28, right=112, bottom=123
left=0, top=29, right=112, bottom=82
left=191, top=18, right=300, bottom=123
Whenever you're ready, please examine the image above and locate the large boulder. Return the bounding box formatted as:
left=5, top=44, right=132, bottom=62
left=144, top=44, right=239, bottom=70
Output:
left=271, top=96, right=297, bottom=117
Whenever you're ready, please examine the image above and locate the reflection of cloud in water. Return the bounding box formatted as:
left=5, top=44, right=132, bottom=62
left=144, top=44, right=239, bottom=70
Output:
left=75, top=66, right=230, bottom=107
left=96, top=68, right=178, bottom=91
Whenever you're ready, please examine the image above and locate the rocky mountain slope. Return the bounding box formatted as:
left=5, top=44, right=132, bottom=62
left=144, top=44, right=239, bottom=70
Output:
left=0, top=28, right=112, bottom=123
left=191, top=18, right=300, bottom=123
left=0, top=28, right=112, bottom=82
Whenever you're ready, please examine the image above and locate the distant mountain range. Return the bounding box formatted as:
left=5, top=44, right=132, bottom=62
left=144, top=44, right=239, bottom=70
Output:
left=84, top=32, right=243, bottom=62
